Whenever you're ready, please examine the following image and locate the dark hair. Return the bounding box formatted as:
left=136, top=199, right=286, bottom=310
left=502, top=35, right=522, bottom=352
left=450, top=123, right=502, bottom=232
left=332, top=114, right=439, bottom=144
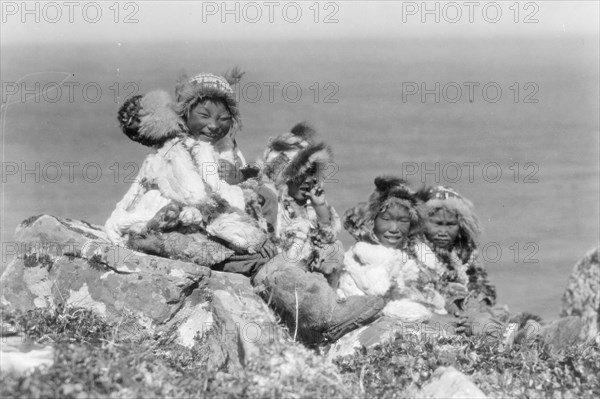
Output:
left=117, top=95, right=142, bottom=140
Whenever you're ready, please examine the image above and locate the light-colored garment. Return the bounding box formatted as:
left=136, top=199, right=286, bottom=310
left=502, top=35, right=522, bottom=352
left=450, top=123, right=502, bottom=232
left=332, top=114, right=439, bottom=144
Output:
left=105, top=135, right=247, bottom=246
left=275, top=196, right=342, bottom=265
left=337, top=241, right=456, bottom=322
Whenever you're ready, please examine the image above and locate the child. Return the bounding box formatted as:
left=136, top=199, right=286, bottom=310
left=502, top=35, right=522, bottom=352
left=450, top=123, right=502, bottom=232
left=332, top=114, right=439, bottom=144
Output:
left=252, top=125, right=384, bottom=344
left=422, top=186, right=497, bottom=313
left=337, top=177, right=455, bottom=323
left=105, top=70, right=270, bottom=266
left=261, top=122, right=343, bottom=285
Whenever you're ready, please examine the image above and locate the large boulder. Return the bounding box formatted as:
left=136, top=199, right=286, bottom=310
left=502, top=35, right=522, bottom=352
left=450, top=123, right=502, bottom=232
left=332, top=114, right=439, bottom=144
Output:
left=560, top=246, right=599, bottom=343
left=0, top=214, right=285, bottom=371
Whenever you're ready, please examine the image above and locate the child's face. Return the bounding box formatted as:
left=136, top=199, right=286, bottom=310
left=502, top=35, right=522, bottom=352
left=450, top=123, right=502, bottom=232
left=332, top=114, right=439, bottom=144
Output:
left=373, top=204, right=411, bottom=248
left=287, top=174, right=319, bottom=203
left=424, top=208, right=460, bottom=250
left=186, top=100, right=232, bottom=142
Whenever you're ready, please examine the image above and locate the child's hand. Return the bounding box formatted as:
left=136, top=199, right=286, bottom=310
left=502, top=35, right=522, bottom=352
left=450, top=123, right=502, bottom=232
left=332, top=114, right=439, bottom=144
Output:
left=306, top=184, right=326, bottom=206
left=147, top=203, right=181, bottom=232
left=241, top=165, right=260, bottom=180
left=179, top=206, right=203, bottom=226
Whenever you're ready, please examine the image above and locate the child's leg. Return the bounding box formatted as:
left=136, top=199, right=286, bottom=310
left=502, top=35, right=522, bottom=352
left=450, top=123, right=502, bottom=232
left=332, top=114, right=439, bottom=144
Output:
left=129, top=231, right=235, bottom=267
left=253, top=254, right=384, bottom=344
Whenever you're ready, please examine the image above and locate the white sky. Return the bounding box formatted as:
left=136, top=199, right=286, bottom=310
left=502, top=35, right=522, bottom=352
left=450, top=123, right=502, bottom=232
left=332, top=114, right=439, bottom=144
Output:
left=1, top=1, right=598, bottom=44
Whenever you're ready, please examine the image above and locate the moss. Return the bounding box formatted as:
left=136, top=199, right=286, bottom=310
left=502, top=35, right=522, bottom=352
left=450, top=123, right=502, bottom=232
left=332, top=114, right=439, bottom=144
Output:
left=22, top=253, right=55, bottom=271
left=23, top=253, right=40, bottom=268
left=2, top=304, right=598, bottom=399
left=87, top=254, right=109, bottom=272
left=57, top=218, right=102, bottom=239
left=39, top=254, right=55, bottom=271
left=334, top=332, right=600, bottom=398
left=64, top=250, right=81, bottom=261
left=0, top=305, right=357, bottom=398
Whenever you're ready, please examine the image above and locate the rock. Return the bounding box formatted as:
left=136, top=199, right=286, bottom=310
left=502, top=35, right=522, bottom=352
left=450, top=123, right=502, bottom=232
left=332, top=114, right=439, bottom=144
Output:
left=416, top=366, right=487, bottom=398
left=160, top=271, right=284, bottom=371
left=327, top=316, right=400, bottom=360
left=327, top=316, right=454, bottom=360
left=1, top=214, right=286, bottom=371
left=560, top=246, right=599, bottom=343
left=1, top=215, right=212, bottom=332
left=540, top=316, right=587, bottom=351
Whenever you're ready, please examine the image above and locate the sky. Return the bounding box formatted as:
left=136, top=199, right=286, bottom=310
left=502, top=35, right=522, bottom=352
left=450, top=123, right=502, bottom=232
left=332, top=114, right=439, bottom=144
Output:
left=1, top=1, right=599, bottom=45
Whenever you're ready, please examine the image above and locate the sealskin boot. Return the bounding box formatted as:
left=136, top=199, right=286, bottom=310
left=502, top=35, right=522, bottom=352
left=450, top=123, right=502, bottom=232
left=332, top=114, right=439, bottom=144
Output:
left=321, top=295, right=385, bottom=341
left=253, top=254, right=384, bottom=344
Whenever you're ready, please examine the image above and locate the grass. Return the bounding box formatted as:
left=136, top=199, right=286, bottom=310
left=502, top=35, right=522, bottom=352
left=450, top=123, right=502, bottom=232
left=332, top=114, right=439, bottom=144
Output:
left=1, top=305, right=357, bottom=398
left=2, top=305, right=598, bottom=399
left=334, top=332, right=600, bottom=399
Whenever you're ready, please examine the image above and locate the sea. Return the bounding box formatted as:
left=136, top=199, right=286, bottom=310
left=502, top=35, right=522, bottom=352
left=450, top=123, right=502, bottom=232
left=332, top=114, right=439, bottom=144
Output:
left=1, top=36, right=598, bottom=321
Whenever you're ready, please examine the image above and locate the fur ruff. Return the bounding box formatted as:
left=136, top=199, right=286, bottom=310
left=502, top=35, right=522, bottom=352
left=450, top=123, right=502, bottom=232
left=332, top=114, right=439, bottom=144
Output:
left=262, top=122, right=333, bottom=187
left=343, top=176, right=426, bottom=245
left=267, top=133, right=309, bottom=154
left=117, top=91, right=185, bottom=147
left=175, top=69, right=243, bottom=131
left=425, top=190, right=481, bottom=261
left=290, top=121, right=316, bottom=140
left=138, top=90, right=184, bottom=145
left=283, top=143, right=333, bottom=184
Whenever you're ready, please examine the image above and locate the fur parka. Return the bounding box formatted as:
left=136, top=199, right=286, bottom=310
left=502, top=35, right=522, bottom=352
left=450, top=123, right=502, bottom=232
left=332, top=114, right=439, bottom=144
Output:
left=337, top=241, right=450, bottom=322
left=105, top=90, right=266, bottom=254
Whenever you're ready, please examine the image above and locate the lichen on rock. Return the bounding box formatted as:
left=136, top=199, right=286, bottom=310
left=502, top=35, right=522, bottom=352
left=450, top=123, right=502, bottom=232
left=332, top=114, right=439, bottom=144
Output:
left=560, top=246, right=599, bottom=343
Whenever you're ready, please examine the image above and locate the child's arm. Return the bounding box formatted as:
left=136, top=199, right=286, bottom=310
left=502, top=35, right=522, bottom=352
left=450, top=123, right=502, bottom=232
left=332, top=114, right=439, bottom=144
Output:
left=466, top=252, right=497, bottom=306
left=306, top=185, right=331, bottom=224
left=105, top=156, right=171, bottom=245
left=152, top=142, right=210, bottom=206
left=187, top=139, right=246, bottom=209
left=312, top=204, right=342, bottom=245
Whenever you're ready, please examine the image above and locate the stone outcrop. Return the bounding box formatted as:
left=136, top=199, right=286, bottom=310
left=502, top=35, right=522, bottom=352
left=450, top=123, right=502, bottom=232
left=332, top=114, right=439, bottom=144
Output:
left=560, top=246, right=599, bottom=343
left=0, top=214, right=286, bottom=371
left=416, top=366, right=487, bottom=398
left=327, top=316, right=403, bottom=360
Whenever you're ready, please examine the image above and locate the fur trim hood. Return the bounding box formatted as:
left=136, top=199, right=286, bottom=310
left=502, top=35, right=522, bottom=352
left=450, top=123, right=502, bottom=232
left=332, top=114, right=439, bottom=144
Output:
left=262, top=122, right=333, bottom=188
left=117, top=90, right=185, bottom=147
left=343, top=176, right=427, bottom=245
left=175, top=68, right=244, bottom=131
left=424, top=186, right=481, bottom=260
